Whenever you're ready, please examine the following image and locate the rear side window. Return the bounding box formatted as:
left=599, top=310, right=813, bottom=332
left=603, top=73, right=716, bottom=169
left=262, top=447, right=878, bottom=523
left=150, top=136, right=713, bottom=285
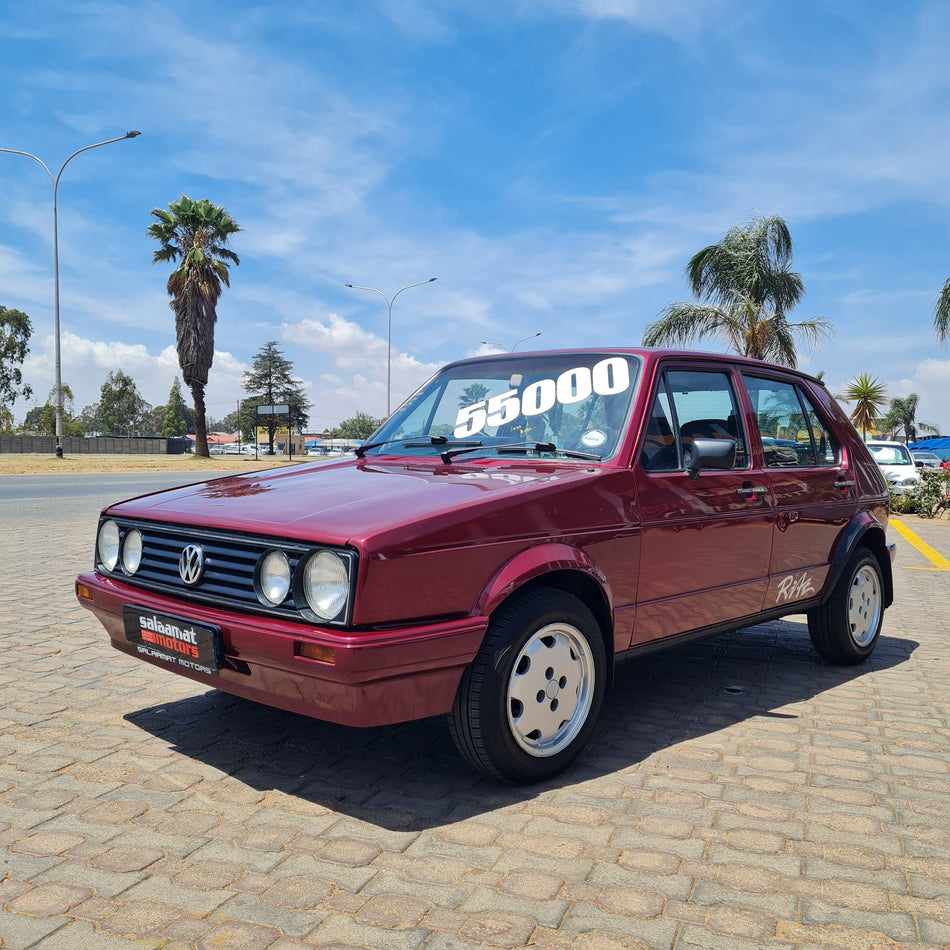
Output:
left=743, top=376, right=840, bottom=468
left=640, top=369, right=748, bottom=471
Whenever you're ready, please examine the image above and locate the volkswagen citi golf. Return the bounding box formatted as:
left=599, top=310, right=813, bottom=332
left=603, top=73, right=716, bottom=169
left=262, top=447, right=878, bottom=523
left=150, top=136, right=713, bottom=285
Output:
left=77, top=349, right=895, bottom=783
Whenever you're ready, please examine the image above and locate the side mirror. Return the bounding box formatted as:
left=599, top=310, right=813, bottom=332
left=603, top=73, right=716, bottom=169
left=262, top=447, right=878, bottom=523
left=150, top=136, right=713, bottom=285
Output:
left=914, top=460, right=924, bottom=468
left=687, top=438, right=737, bottom=479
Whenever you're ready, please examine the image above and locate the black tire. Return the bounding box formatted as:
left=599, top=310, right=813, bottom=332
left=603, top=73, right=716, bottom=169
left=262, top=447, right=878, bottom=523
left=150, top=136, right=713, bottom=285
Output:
left=807, top=546, right=884, bottom=665
left=448, top=588, right=606, bottom=783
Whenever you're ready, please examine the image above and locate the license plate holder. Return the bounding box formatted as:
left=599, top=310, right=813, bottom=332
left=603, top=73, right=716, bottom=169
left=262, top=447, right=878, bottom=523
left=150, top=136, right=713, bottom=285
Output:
left=123, top=607, right=221, bottom=677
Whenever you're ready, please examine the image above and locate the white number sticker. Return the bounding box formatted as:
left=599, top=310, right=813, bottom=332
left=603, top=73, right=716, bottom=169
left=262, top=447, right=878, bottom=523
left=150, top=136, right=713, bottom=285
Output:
left=453, top=358, right=631, bottom=438
left=486, top=390, right=520, bottom=426
left=454, top=401, right=487, bottom=437
left=592, top=357, right=629, bottom=395
left=522, top=378, right=556, bottom=416
left=556, top=366, right=592, bottom=405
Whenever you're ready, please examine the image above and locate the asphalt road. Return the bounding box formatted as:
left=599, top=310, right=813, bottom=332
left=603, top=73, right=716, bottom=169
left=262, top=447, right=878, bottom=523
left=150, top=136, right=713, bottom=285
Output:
left=0, top=473, right=240, bottom=533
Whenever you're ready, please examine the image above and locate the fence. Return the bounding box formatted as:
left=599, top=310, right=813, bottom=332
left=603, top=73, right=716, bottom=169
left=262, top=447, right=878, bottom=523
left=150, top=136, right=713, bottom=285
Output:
left=0, top=436, right=193, bottom=455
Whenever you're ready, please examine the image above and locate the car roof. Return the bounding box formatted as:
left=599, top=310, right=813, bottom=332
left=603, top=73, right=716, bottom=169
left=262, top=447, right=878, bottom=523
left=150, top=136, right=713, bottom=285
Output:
left=441, top=347, right=828, bottom=385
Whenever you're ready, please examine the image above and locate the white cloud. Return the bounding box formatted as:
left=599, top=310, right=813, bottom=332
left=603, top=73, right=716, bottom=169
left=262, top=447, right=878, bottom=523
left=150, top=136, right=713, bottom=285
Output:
left=285, top=313, right=387, bottom=366
left=21, top=333, right=175, bottom=410
left=0, top=245, right=49, bottom=311
left=16, top=332, right=249, bottom=423
left=896, top=358, right=950, bottom=434
left=283, top=312, right=441, bottom=420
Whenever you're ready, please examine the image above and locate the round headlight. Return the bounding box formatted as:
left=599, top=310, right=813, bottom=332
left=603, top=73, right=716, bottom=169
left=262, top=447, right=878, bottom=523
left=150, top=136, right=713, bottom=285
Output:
left=97, top=520, right=120, bottom=572
left=260, top=550, right=292, bottom=605
left=122, top=529, right=143, bottom=574
left=303, top=551, right=349, bottom=620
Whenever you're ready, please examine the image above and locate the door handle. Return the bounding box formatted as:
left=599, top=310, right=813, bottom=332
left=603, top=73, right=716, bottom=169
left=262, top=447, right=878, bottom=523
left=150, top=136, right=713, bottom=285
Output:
left=737, top=484, right=768, bottom=496
left=834, top=478, right=856, bottom=490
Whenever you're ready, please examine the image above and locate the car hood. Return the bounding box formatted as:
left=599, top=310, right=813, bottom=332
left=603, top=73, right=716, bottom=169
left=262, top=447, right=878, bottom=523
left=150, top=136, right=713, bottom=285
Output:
left=104, top=456, right=616, bottom=551
left=874, top=461, right=919, bottom=480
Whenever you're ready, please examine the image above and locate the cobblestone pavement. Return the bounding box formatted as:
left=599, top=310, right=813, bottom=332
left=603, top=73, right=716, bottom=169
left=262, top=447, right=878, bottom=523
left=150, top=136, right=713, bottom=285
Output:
left=1, top=486, right=948, bottom=949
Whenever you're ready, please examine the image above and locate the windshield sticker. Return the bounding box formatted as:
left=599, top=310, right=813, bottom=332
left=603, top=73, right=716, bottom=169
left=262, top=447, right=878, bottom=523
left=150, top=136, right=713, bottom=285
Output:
left=454, top=358, right=630, bottom=438
left=580, top=429, right=608, bottom=448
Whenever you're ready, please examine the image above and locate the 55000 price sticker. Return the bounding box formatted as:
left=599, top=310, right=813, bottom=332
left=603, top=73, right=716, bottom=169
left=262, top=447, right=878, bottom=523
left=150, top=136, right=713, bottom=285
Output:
left=454, top=357, right=630, bottom=438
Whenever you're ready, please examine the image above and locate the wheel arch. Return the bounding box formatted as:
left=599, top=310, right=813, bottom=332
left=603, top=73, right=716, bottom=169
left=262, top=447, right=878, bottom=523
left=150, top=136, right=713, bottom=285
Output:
left=825, top=514, right=894, bottom=610
left=476, top=544, right=615, bottom=674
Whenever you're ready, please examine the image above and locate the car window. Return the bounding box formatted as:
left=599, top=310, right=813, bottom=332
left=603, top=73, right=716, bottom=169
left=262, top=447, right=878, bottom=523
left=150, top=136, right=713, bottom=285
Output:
left=640, top=369, right=747, bottom=471
left=742, top=375, right=840, bottom=468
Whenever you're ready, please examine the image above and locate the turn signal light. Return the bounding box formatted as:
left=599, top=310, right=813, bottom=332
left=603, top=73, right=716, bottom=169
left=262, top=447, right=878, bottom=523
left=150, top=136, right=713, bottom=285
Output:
left=76, top=582, right=93, bottom=601
left=296, top=642, right=336, bottom=664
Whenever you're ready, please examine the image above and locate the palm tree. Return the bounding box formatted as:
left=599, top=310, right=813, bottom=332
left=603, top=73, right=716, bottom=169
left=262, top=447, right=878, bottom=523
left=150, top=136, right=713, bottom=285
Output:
left=935, top=277, right=950, bottom=344
left=459, top=383, right=490, bottom=408
left=843, top=373, right=887, bottom=439
left=148, top=195, right=241, bottom=457
left=643, top=213, right=833, bottom=367
left=881, top=393, right=940, bottom=443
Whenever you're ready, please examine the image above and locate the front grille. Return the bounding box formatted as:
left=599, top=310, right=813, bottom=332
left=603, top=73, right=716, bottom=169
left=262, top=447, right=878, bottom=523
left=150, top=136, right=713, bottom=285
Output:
left=96, top=518, right=355, bottom=626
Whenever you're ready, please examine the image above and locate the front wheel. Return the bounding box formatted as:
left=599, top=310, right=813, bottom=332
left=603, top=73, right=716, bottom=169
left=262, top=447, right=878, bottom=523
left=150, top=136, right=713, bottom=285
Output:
left=807, top=546, right=884, bottom=665
left=449, top=588, right=606, bottom=783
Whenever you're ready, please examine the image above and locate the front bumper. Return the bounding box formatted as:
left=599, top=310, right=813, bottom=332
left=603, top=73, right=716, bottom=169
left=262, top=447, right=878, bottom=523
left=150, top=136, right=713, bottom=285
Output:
left=76, top=571, right=488, bottom=727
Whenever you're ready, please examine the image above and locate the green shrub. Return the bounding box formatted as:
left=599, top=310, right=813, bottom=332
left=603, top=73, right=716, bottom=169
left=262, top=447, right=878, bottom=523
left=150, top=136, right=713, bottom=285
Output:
left=890, top=469, right=950, bottom=518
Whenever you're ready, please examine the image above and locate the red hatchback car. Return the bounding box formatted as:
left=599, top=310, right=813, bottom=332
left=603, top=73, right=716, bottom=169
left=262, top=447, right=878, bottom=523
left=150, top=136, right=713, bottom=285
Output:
left=77, top=349, right=895, bottom=782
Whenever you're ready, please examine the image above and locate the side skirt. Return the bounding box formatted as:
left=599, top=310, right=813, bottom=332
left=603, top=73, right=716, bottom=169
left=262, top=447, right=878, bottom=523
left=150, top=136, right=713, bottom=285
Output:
left=614, top=595, right=826, bottom=664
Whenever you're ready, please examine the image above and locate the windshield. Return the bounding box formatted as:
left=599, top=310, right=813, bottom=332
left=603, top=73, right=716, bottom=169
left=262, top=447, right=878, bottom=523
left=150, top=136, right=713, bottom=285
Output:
left=869, top=443, right=913, bottom=465
left=364, top=352, right=641, bottom=461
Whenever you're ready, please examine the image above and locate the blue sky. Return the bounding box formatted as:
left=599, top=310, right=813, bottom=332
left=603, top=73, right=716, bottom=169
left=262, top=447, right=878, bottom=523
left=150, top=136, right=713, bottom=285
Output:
left=1, top=0, right=949, bottom=433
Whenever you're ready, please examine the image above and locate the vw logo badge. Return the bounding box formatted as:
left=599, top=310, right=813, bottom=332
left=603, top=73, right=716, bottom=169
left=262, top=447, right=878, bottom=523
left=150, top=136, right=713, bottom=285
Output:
left=179, top=544, right=205, bottom=585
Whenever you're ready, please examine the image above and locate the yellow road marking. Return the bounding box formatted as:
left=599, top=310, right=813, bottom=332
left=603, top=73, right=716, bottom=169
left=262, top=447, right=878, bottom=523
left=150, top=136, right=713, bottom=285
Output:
left=891, top=518, right=950, bottom=572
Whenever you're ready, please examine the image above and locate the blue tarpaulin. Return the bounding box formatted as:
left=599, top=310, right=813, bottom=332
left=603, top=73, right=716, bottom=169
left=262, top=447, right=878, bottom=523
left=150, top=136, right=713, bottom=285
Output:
left=909, top=437, right=950, bottom=459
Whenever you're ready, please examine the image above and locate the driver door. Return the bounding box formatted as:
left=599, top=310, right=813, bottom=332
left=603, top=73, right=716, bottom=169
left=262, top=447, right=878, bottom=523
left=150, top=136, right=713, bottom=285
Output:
left=632, top=365, right=774, bottom=645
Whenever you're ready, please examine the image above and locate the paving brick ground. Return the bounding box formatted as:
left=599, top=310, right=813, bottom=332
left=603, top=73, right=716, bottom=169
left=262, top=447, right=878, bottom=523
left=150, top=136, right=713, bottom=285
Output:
left=1, top=480, right=948, bottom=949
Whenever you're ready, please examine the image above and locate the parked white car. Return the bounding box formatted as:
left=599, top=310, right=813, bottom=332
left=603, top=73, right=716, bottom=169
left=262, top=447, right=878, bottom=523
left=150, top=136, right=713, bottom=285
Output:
left=866, top=440, right=921, bottom=494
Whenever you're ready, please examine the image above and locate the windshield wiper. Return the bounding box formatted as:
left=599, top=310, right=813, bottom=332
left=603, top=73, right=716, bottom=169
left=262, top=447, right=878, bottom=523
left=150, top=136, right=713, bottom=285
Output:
left=497, top=443, right=603, bottom=461
left=441, top=441, right=602, bottom=463
left=355, top=435, right=482, bottom=458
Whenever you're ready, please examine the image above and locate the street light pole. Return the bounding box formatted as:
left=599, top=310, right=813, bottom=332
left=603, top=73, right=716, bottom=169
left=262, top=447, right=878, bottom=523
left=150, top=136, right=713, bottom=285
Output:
left=0, top=131, right=141, bottom=456
left=512, top=332, right=542, bottom=351
left=480, top=331, right=542, bottom=352
left=345, top=276, right=437, bottom=416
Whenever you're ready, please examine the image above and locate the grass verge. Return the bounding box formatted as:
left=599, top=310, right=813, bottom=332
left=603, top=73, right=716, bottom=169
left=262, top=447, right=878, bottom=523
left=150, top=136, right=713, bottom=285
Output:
left=0, top=453, right=303, bottom=476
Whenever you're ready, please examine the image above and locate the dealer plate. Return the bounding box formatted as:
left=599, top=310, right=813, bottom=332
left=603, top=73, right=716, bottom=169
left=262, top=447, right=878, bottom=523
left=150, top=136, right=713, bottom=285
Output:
left=123, top=607, right=221, bottom=677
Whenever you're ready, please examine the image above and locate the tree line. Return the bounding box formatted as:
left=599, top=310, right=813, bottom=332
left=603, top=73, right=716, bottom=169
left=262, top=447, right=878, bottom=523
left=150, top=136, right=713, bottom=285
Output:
left=6, top=341, right=383, bottom=443
left=16, top=374, right=192, bottom=439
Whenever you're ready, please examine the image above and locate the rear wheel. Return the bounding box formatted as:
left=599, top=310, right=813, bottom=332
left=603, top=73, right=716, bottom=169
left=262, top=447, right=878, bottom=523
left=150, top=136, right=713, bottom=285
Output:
left=449, top=588, right=606, bottom=783
left=807, top=546, right=884, bottom=664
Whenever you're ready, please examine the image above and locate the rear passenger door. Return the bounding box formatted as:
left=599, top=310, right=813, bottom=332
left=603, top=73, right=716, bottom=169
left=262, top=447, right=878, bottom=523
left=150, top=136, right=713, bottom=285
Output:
left=632, top=365, right=774, bottom=645
left=741, top=374, right=857, bottom=610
